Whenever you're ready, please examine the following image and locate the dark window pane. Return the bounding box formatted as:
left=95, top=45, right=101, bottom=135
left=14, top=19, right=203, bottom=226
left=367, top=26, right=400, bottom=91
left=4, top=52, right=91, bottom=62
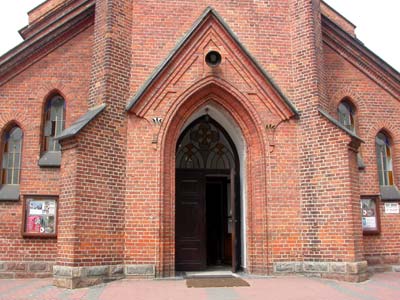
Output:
left=43, top=95, right=65, bottom=152
left=2, top=154, right=8, bottom=169
left=338, top=101, right=355, bottom=132
left=1, top=126, right=23, bottom=185
left=44, top=121, right=52, bottom=136
left=376, top=132, right=393, bottom=186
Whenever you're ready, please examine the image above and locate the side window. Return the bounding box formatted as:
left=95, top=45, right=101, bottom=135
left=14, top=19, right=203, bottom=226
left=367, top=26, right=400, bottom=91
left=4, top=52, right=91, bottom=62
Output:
left=338, top=99, right=366, bottom=170
left=1, top=126, right=23, bottom=185
left=376, top=132, right=393, bottom=186
left=337, top=100, right=355, bottom=132
left=39, top=95, right=65, bottom=167
left=42, top=95, right=65, bottom=153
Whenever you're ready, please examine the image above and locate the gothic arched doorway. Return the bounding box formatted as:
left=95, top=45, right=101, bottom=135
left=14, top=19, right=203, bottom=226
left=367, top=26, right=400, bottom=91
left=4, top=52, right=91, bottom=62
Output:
left=175, top=115, right=241, bottom=272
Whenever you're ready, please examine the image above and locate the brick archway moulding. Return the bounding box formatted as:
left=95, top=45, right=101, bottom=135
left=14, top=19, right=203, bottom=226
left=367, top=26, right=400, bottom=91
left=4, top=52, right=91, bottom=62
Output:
left=157, top=79, right=270, bottom=276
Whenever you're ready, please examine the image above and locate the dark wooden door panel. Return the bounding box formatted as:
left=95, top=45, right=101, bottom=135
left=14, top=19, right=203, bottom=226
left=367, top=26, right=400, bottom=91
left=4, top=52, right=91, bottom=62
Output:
left=175, top=170, right=206, bottom=271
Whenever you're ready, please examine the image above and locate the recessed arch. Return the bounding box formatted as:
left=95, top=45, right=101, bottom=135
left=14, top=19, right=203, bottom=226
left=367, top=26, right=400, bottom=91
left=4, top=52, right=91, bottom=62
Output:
left=175, top=115, right=241, bottom=270
left=180, top=103, right=248, bottom=271
left=158, top=82, right=269, bottom=276
left=0, top=120, right=23, bottom=136
left=42, top=89, right=67, bottom=106
left=331, top=87, right=363, bottom=114
left=367, top=122, right=400, bottom=145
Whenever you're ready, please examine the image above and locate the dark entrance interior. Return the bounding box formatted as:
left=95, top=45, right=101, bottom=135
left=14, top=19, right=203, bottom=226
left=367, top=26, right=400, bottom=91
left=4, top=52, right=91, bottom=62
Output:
left=175, top=116, right=240, bottom=272
left=206, top=177, right=231, bottom=266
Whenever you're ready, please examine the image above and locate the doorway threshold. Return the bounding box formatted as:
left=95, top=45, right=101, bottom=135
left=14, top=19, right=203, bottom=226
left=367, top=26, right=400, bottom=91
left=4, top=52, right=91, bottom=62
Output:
left=184, top=266, right=236, bottom=278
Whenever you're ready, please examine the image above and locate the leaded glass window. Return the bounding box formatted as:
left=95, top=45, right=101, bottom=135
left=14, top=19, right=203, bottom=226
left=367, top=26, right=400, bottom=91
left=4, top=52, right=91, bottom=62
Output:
left=376, top=132, right=393, bottom=186
left=176, top=120, right=235, bottom=170
left=338, top=100, right=355, bottom=132
left=43, top=95, right=65, bottom=152
left=1, top=126, right=23, bottom=185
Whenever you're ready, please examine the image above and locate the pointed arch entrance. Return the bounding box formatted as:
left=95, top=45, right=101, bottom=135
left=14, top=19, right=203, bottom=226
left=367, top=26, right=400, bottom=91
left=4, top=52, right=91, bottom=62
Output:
left=175, top=115, right=241, bottom=272
left=157, top=83, right=272, bottom=277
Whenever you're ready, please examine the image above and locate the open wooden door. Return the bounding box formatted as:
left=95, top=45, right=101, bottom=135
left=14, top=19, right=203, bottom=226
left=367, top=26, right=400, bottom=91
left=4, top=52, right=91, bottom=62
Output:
left=175, top=170, right=206, bottom=271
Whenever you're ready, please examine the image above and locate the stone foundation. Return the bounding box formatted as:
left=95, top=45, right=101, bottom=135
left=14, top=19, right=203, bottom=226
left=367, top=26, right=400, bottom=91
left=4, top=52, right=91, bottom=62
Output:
left=0, top=261, right=53, bottom=279
left=273, top=261, right=369, bottom=282
left=3, top=260, right=394, bottom=288
left=124, top=264, right=155, bottom=278
left=365, top=254, right=400, bottom=266
left=53, top=264, right=155, bottom=288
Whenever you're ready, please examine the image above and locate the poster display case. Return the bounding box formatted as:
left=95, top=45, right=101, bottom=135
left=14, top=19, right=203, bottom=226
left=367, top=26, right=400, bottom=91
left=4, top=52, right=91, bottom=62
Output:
left=23, top=196, right=57, bottom=237
left=360, top=196, right=380, bottom=235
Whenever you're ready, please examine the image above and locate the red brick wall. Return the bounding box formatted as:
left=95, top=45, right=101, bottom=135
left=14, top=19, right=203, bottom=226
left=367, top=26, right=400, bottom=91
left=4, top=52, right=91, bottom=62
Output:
left=266, top=120, right=302, bottom=266
left=130, top=0, right=294, bottom=99
left=1, top=0, right=397, bottom=279
left=323, top=43, right=400, bottom=262
left=125, top=0, right=365, bottom=274
left=125, top=1, right=303, bottom=274
left=289, top=0, right=363, bottom=263
left=57, top=0, right=132, bottom=267
left=0, top=26, right=93, bottom=262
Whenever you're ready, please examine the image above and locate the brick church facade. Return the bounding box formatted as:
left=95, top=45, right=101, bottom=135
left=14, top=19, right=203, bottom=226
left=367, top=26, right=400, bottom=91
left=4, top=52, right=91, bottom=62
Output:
left=0, top=0, right=399, bottom=288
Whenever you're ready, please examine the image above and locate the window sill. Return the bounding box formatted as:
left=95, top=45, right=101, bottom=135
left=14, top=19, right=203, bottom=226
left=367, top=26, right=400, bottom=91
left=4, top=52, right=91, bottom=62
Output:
left=0, top=185, right=20, bottom=201
left=380, top=185, right=400, bottom=201
left=38, top=151, right=61, bottom=167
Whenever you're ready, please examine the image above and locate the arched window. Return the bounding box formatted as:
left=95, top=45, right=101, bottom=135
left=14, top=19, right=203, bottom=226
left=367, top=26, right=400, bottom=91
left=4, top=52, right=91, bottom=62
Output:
left=338, top=100, right=355, bottom=132
left=42, top=95, right=65, bottom=153
left=376, top=132, right=393, bottom=186
left=176, top=119, right=235, bottom=170
left=1, top=126, right=23, bottom=185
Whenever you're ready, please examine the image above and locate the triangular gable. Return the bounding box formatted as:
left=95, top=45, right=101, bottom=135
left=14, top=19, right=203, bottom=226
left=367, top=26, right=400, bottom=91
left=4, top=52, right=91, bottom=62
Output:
left=126, top=7, right=298, bottom=120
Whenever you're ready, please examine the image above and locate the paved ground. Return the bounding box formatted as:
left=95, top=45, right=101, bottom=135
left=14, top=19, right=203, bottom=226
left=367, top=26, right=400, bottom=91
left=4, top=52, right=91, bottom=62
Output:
left=0, top=272, right=399, bottom=300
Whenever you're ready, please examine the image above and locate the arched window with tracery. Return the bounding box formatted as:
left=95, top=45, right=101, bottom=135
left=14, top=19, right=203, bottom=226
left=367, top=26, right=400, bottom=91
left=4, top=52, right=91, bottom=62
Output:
left=338, top=99, right=356, bottom=132
left=376, top=132, right=393, bottom=186
left=176, top=119, right=235, bottom=170
left=1, top=126, right=23, bottom=185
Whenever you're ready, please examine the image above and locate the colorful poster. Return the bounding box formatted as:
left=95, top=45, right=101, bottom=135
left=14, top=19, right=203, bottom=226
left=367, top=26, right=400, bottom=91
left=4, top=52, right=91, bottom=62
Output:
left=26, top=215, right=41, bottom=233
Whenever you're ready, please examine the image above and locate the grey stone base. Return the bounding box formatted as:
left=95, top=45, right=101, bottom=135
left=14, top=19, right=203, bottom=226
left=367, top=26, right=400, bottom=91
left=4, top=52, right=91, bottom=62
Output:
left=273, top=261, right=369, bottom=282
left=366, top=254, right=400, bottom=266
left=53, top=264, right=155, bottom=289
left=367, top=264, right=400, bottom=273
left=0, top=261, right=53, bottom=279
left=125, top=264, right=155, bottom=278
left=392, top=265, right=400, bottom=272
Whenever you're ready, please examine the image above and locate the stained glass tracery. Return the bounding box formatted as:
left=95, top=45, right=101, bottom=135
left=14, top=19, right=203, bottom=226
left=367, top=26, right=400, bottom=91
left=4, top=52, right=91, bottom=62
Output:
left=176, top=119, right=235, bottom=170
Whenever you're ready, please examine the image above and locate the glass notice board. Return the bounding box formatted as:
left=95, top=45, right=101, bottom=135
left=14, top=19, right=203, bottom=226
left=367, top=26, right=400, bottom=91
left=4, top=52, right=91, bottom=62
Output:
left=360, top=197, right=380, bottom=235
left=23, top=197, right=57, bottom=237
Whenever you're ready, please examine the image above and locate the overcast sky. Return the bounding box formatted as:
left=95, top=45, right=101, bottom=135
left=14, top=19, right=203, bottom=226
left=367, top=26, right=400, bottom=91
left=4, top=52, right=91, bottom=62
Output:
left=0, top=1, right=399, bottom=71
